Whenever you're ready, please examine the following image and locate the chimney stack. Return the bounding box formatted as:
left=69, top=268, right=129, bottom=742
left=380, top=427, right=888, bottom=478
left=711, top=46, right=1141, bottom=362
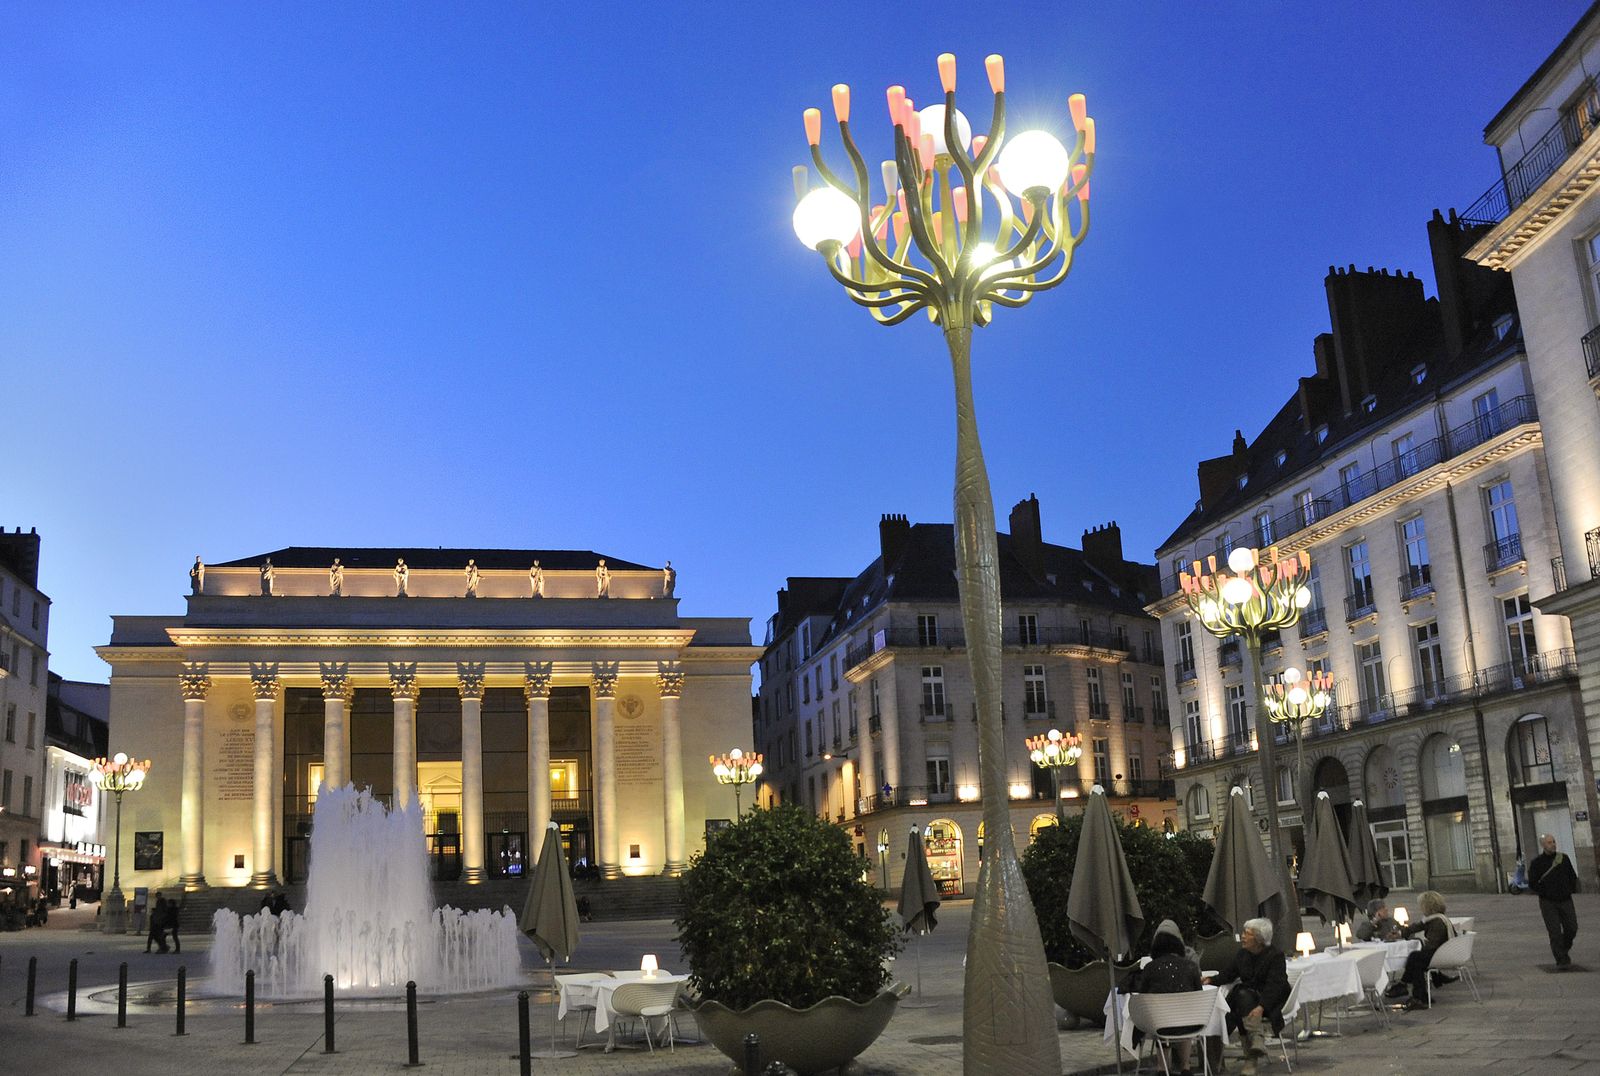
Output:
left=1082, top=521, right=1124, bottom=572
left=878, top=514, right=911, bottom=568
left=1009, top=495, right=1045, bottom=580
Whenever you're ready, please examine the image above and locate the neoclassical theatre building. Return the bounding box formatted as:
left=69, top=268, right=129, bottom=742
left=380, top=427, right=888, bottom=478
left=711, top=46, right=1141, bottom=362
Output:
left=96, top=548, right=759, bottom=894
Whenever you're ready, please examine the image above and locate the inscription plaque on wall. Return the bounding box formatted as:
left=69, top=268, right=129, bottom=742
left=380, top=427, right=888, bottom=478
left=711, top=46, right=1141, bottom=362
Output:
left=214, top=703, right=255, bottom=802
left=613, top=695, right=660, bottom=783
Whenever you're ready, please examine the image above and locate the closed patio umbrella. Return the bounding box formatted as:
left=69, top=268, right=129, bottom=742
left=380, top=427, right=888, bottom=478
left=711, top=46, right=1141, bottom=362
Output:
left=897, top=825, right=940, bottom=999
left=1068, top=786, right=1143, bottom=1075
left=1202, top=786, right=1285, bottom=935
left=1344, top=800, right=1388, bottom=905
left=1298, top=791, right=1357, bottom=926
left=520, top=822, right=580, bottom=1059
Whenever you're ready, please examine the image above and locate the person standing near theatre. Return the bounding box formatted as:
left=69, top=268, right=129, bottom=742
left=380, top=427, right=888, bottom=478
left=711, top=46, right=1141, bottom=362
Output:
left=1529, top=832, right=1580, bottom=969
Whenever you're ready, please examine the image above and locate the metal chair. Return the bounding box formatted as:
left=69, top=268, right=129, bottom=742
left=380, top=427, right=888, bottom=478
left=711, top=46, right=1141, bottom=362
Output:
left=555, top=972, right=610, bottom=1049
left=1261, top=973, right=1299, bottom=1072
left=1348, top=948, right=1390, bottom=1028
left=1127, top=990, right=1217, bottom=1076
left=1424, top=932, right=1481, bottom=1005
left=609, top=981, right=685, bottom=1052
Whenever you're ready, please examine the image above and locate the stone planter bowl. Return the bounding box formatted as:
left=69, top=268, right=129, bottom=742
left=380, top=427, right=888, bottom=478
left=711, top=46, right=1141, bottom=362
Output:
left=691, top=982, right=910, bottom=1075
left=1048, top=960, right=1138, bottom=1028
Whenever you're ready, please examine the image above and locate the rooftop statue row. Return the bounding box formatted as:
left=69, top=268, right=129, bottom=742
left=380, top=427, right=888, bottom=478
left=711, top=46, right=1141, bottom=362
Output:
left=190, top=555, right=677, bottom=600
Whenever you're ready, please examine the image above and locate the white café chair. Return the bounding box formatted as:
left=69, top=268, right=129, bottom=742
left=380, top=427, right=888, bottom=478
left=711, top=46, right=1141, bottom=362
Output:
left=1348, top=948, right=1390, bottom=1029
left=1260, top=973, right=1298, bottom=1072
left=556, top=972, right=611, bottom=1049
left=608, top=981, right=686, bottom=1052
left=1127, top=990, right=1217, bottom=1076
left=1424, top=932, right=1481, bottom=1006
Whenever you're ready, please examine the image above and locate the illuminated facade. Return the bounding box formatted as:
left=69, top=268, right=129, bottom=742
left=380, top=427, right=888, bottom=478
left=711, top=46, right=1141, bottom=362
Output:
left=96, top=547, right=758, bottom=893
left=0, top=528, right=50, bottom=899
left=41, top=676, right=110, bottom=900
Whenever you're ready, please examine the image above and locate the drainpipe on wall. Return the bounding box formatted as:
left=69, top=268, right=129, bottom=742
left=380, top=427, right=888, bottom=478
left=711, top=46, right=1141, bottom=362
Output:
left=1445, top=480, right=1508, bottom=893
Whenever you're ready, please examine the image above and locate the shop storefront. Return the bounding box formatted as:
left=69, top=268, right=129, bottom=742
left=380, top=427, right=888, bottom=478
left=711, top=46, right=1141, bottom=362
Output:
left=923, top=818, right=965, bottom=896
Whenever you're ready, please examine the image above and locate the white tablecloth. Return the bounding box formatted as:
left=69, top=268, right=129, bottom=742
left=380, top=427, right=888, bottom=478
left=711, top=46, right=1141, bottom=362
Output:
left=1286, top=952, right=1364, bottom=1011
left=1103, top=985, right=1230, bottom=1055
left=555, top=972, right=613, bottom=1021
left=1345, top=938, right=1420, bottom=975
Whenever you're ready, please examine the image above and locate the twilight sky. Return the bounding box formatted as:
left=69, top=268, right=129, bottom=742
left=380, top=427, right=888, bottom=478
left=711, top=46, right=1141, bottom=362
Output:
left=3, top=1, right=1588, bottom=682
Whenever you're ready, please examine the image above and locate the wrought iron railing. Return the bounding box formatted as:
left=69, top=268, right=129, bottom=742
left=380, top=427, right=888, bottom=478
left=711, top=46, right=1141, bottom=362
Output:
left=1399, top=569, right=1434, bottom=601
left=1584, top=324, right=1600, bottom=379
left=1485, top=533, right=1525, bottom=572
left=1345, top=588, right=1377, bottom=621
left=1460, top=93, right=1600, bottom=225
left=1175, top=661, right=1197, bottom=684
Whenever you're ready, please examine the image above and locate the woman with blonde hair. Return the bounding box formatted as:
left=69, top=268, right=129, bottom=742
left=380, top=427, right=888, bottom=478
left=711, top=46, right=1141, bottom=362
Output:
left=1398, top=890, right=1456, bottom=1009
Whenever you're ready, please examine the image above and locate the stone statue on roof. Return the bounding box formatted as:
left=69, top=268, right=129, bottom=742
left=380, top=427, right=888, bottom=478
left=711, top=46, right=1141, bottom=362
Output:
left=190, top=556, right=204, bottom=595
left=529, top=561, right=544, bottom=598
left=395, top=558, right=409, bottom=598
left=330, top=558, right=343, bottom=597
left=260, top=558, right=275, bottom=597
left=596, top=559, right=610, bottom=598
left=465, top=558, right=480, bottom=598
left=662, top=560, right=676, bottom=598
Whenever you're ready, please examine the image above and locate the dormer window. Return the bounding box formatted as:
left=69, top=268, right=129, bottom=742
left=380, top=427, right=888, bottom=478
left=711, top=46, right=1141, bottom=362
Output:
left=1315, top=424, right=1329, bottom=444
left=1493, top=315, right=1513, bottom=341
left=1274, top=449, right=1287, bottom=467
left=1411, top=363, right=1427, bottom=385
left=1236, top=474, right=1248, bottom=490
left=1362, top=394, right=1377, bottom=414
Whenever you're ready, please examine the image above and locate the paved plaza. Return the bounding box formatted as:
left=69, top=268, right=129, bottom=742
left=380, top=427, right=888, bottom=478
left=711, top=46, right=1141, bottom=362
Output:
left=0, top=893, right=1596, bottom=1075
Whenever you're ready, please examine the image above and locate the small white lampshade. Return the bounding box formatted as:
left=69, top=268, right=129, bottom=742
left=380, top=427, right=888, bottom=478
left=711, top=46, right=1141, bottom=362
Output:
left=792, top=187, right=861, bottom=250
left=641, top=954, right=658, bottom=978
left=996, top=130, right=1070, bottom=194
left=1393, top=907, right=1409, bottom=926
left=1295, top=931, right=1315, bottom=956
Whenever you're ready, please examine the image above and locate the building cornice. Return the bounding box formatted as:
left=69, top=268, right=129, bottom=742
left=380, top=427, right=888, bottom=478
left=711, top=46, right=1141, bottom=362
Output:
left=1467, top=135, right=1600, bottom=270
left=163, top=626, right=699, bottom=649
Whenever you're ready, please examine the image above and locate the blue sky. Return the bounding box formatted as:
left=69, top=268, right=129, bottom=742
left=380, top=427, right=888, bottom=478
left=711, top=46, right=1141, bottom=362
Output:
left=3, top=2, right=1588, bottom=681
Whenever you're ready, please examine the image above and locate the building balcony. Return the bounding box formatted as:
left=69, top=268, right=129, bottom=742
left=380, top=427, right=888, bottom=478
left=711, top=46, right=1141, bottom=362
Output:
left=1126, top=705, right=1145, bottom=724
left=1152, top=706, right=1170, bottom=726
left=1299, top=607, right=1328, bottom=638
left=1088, top=701, right=1109, bottom=720
left=868, top=713, right=881, bottom=733
left=1023, top=699, right=1055, bottom=721
left=1219, top=641, right=1242, bottom=669
left=1399, top=569, right=1434, bottom=602
left=920, top=701, right=950, bottom=722
left=1344, top=589, right=1377, bottom=621
left=1485, top=533, right=1525, bottom=573
left=1583, top=324, right=1600, bottom=380
left=1461, top=87, right=1600, bottom=225
left=1175, top=661, right=1197, bottom=685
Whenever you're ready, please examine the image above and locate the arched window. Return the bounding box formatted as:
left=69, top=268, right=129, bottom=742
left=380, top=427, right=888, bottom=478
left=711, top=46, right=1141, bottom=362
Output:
left=1187, top=783, right=1212, bottom=824
left=923, top=819, right=963, bottom=896
left=1275, top=765, right=1296, bottom=805
left=1419, top=734, right=1471, bottom=875
left=1030, top=813, right=1058, bottom=839
left=1312, top=757, right=1352, bottom=803
left=1507, top=714, right=1556, bottom=787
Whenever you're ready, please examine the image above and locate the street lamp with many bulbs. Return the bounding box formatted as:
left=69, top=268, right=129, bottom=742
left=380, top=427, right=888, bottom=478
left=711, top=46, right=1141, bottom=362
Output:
left=710, top=748, right=763, bottom=817
left=90, top=751, right=150, bottom=934
left=1025, top=728, right=1082, bottom=820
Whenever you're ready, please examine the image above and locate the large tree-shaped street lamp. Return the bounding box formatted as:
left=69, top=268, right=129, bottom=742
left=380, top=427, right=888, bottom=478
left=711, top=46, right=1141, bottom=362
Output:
left=90, top=751, right=150, bottom=934
left=792, top=52, right=1094, bottom=1075
left=710, top=748, right=762, bottom=817
left=1179, top=546, right=1312, bottom=948
left=1263, top=666, right=1335, bottom=833
left=1026, top=727, right=1082, bottom=821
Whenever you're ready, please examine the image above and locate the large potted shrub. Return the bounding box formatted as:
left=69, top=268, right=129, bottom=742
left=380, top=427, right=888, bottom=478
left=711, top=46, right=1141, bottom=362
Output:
left=677, top=803, right=905, bottom=1074
left=1021, top=814, right=1218, bottom=1024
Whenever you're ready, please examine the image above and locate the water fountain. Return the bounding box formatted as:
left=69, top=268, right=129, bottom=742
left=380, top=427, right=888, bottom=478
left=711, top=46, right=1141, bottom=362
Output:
left=211, top=785, right=523, bottom=997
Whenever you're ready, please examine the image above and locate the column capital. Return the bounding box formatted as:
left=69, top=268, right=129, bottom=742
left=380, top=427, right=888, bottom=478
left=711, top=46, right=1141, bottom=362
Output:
left=656, top=661, right=684, bottom=699
left=591, top=661, right=620, bottom=699
left=523, top=661, right=553, bottom=701
left=389, top=661, right=420, bottom=701
left=457, top=661, right=487, bottom=700
left=179, top=662, right=211, bottom=700
left=320, top=661, right=351, bottom=699
left=249, top=662, right=282, bottom=701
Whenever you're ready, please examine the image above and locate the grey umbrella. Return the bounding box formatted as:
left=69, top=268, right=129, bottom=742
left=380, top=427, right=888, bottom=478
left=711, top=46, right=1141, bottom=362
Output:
left=1344, top=800, right=1388, bottom=905
left=1068, top=786, right=1144, bottom=1075
left=1298, top=791, right=1358, bottom=926
left=897, top=825, right=940, bottom=999
left=1203, top=786, right=1285, bottom=935
left=519, top=822, right=580, bottom=1059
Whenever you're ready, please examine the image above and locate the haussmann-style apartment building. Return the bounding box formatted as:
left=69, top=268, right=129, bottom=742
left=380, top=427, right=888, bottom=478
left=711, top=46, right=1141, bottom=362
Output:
left=756, top=499, right=1176, bottom=898
left=1147, top=212, right=1599, bottom=894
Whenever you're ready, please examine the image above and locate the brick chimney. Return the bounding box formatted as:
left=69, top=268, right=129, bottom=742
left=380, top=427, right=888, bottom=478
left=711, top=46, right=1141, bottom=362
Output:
left=878, top=514, right=911, bottom=568
left=1009, top=495, right=1045, bottom=580
left=1081, top=521, right=1124, bottom=572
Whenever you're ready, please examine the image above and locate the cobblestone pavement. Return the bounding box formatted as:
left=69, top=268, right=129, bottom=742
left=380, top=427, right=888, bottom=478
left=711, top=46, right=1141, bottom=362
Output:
left=1, top=892, right=1596, bottom=1074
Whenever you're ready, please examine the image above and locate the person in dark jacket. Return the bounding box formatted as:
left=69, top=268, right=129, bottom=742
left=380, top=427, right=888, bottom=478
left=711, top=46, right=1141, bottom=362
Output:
left=1529, top=832, right=1580, bottom=969
left=1398, top=890, right=1454, bottom=1008
left=162, top=893, right=185, bottom=953
left=1355, top=899, right=1400, bottom=942
left=1205, top=918, right=1289, bottom=1076
left=1123, top=928, right=1204, bottom=1074
left=146, top=895, right=170, bottom=953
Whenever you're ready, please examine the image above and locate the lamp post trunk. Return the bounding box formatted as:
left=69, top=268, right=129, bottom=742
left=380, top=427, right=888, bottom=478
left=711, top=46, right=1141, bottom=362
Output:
left=103, top=791, right=127, bottom=934
left=947, top=324, right=1060, bottom=1076
left=1246, top=636, right=1300, bottom=951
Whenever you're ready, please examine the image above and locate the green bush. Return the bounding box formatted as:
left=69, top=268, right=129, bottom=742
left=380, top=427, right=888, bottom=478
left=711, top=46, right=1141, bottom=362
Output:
left=676, top=804, right=902, bottom=1009
left=1021, top=814, right=1218, bottom=967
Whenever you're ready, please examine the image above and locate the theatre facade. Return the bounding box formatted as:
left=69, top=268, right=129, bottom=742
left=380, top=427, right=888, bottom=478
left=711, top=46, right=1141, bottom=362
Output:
left=96, top=547, right=759, bottom=893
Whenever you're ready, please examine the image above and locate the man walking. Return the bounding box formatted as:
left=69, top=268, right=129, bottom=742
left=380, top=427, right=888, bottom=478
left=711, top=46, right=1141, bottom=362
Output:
left=1528, top=833, right=1580, bottom=969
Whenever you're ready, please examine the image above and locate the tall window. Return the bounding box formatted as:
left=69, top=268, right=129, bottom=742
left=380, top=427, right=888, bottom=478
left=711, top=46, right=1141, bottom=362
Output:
left=1184, top=700, right=1203, bottom=750
left=1473, top=388, right=1501, bottom=438
left=1, top=769, right=9, bottom=810
left=1150, top=677, right=1167, bottom=726
left=1255, top=511, right=1274, bottom=547
left=847, top=689, right=859, bottom=737
left=1503, top=594, right=1536, bottom=677
left=1187, top=783, right=1211, bottom=823
left=829, top=653, right=838, bottom=690
left=802, top=675, right=810, bottom=704
left=1129, top=749, right=1143, bottom=783
left=1023, top=665, right=1047, bottom=715
left=25, top=712, right=35, bottom=749
left=21, top=777, right=30, bottom=817
left=1226, top=684, right=1249, bottom=746
left=917, top=614, right=939, bottom=646
left=926, top=749, right=951, bottom=796
left=1401, top=516, right=1431, bottom=591
left=800, top=622, right=812, bottom=659
left=1092, top=737, right=1110, bottom=780
left=1276, top=765, right=1296, bottom=804
left=920, top=666, right=947, bottom=718
left=1346, top=541, right=1374, bottom=611
left=1216, top=531, right=1234, bottom=558
left=1121, top=672, right=1138, bottom=721
left=1414, top=622, right=1445, bottom=700
left=1339, top=461, right=1364, bottom=499
left=831, top=700, right=841, bottom=746
left=1087, top=667, right=1105, bottom=714
left=1295, top=489, right=1317, bottom=528
left=2, top=706, right=12, bottom=743
left=869, top=678, right=881, bottom=718
left=1305, top=562, right=1326, bottom=619
left=1509, top=714, right=1556, bottom=786
left=1177, top=621, right=1195, bottom=672
left=1420, top=735, right=1472, bottom=874
left=1487, top=480, right=1520, bottom=544
left=1393, top=432, right=1418, bottom=477
left=1357, top=640, right=1386, bottom=715
left=804, top=720, right=813, bottom=757
left=1018, top=613, right=1039, bottom=645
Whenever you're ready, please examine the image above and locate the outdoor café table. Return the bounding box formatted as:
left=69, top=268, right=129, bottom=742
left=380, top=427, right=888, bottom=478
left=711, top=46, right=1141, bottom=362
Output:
left=1286, top=951, right=1365, bottom=1038
left=1102, top=983, right=1230, bottom=1056
left=594, top=971, right=689, bottom=1051
left=1346, top=938, right=1421, bottom=980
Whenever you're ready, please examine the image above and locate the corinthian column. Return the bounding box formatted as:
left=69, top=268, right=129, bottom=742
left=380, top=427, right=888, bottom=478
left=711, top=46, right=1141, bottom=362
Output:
left=320, top=662, right=351, bottom=790
left=178, top=662, right=210, bottom=890
left=592, top=662, right=621, bottom=879
left=657, top=662, right=687, bottom=875
left=458, top=662, right=487, bottom=883
left=390, top=662, right=419, bottom=810
left=249, top=663, right=281, bottom=887
left=524, top=663, right=553, bottom=863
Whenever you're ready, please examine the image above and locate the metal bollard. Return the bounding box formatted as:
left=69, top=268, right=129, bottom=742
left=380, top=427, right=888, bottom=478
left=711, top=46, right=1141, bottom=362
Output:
left=244, top=969, right=256, bottom=1044
left=405, top=980, right=421, bottom=1067
left=323, top=973, right=336, bottom=1053
left=176, top=965, right=188, bottom=1036
left=67, top=958, right=78, bottom=1021
left=117, top=962, right=129, bottom=1028
left=743, top=1031, right=760, bottom=1074
left=517, top=991, right=531, bottom=1076
left=25, top=956, right=37, bottom=1016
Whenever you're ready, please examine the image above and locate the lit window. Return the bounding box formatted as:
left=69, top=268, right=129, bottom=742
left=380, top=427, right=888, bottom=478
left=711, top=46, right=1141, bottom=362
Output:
left=1315, top=424, right=1329, bottom=444
left=1362, top=395, right=1377, bottom=413
left=1492, top=315, right=1513, bottom=341
left=1236, top=474, right=1248, bottom=490
left=1275, top=450, right=1287, bottom=467
left=1411, top=363, right=1427, bottom=385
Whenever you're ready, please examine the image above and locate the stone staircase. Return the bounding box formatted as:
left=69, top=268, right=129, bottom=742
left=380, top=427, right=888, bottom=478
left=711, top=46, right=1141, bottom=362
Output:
left=573, top=875, right=683, bottom=922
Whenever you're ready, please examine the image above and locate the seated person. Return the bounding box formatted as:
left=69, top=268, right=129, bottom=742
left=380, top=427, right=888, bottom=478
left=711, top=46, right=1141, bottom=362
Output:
left=1356, top=899, right=1400, bottom=942
left=1204, top=918, right=1289, bottom=1076
left=1123, top=929, right=1203, bottom=1075
left=1398, top=890, right=1455, bottom=1010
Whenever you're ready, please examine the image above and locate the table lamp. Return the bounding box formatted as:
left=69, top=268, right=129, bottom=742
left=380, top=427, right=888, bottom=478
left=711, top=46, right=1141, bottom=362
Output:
left=641, top=954, right=659, bottom=979
left=1393, top=907, right=1409, bottom=927
left=1295, top=931, right=1316, bottom=959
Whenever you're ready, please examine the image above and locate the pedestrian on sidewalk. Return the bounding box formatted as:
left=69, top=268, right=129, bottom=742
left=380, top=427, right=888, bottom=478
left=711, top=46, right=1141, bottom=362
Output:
left=1528, top=832, right=1580, bottom=969
left=146, top=894, right=170, bottom=953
